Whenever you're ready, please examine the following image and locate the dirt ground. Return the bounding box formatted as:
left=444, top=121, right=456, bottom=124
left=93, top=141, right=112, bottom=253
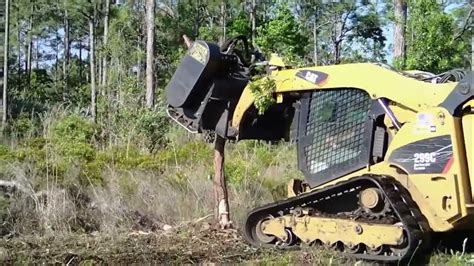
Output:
left=0, top=221, right=356, bottom=265
left=1, top=221, right=472, bottom=265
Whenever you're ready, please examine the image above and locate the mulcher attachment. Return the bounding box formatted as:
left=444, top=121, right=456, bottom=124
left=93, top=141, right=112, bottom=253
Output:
left=165, top=41, right=248, bottom=137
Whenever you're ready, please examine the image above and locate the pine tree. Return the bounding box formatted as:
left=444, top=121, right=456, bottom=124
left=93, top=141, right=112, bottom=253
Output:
left=145, top=0, right=155, bottom=108
left=2, top=0, right=9, bottom=130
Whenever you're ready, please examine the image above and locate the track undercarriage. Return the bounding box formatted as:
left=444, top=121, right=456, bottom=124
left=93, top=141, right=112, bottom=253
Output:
left=244, top=175, right=432, bottom=263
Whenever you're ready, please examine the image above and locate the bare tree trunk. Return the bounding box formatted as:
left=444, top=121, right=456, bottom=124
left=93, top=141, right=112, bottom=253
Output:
left=63, top=7, right=70, bottom=90
left=145, top=0, right=155, bottom=108
left=250, top=0, right=257, bottom=47
left=471, top=27, right=473, bottom=71
left=213, top=135, right=232, bottom=229
left=25, top=1, right=34, bottom=90
left=2, top=0, right=10, bottom=130
left=193, top=0, right=201, bottom=38
left=312, top=19, right=318, bottom=66
left=26, top=38, right=32, bottom=88
left=219, top=1, right=226, bottom=46
left=393, top=0, right=407, bottom=67
left=89, top=18, right=97, bottom=122
left=98, top=50, right=102, bottom=92
left=26, top=10, right=32, bottom=90
left=334, top=41, right=341, bottom=64
left=16, top=20, right=20, bottom=79
left=102, top=0, right=110, bottom=88
left=136, top=39, right=141, bottom=81
left=55, top=42, right=59, bottom=83
left=79, top=41, right=83, bottom=81
left=34, top=38, right=38, bottom=69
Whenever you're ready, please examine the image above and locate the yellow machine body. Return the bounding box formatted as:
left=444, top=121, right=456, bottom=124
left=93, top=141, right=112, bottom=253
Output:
left=231, top=63, right=473, bottom=234
left=165, top=41, right=473, bottom=262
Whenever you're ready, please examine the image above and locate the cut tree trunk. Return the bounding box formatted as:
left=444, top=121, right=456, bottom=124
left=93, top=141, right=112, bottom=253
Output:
left=213, top=135, right=232, bottom=229
left=393, top=0, right=407, bottom=67
left=145, top=0, right=155, bottom=108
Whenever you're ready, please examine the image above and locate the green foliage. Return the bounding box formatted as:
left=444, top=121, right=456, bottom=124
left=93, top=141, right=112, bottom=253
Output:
left=255, top=5, right=309, bottom=60
left=248, top=76, right=276, bottom=115
left=225, top=157, right=259, bottom=185
left=405, top=0, right=467, bottom=72
left=51, top=114, right=96, bottom=161
left=51, top=114, right=95, bottom=144
left=136, top=109, right=170, bottom=152
left=227, top=12, right=252, bottom=38
left=6, top=115, right=37, bottom=139
left=0, top=144, right=14, bottom=161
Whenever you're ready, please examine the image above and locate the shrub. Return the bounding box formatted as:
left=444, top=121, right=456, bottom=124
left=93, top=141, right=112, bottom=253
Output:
left=0, top=145, right=14, bottom=162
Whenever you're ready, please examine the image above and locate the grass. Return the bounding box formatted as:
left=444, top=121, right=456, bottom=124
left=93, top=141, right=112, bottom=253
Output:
left=430, top=251, right=474, bottom=265
left=0, top=111, right=296, bottom=236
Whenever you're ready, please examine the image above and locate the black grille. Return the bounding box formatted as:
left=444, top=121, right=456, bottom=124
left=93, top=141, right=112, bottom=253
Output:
left=304, top=89, right=371, bottom=174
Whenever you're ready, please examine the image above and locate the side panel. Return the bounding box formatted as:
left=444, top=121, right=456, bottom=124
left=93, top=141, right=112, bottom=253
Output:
left=463, top=113, right=474, bottom=202
left=385, top=107, right=471, bottom=231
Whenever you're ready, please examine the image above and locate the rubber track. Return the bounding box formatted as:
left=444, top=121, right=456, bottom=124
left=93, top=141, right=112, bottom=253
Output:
left=243, top=175, right=432, bottom=263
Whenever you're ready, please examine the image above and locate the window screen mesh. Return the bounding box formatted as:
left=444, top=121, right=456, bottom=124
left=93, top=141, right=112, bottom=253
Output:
left=304, top=89, right=371, bottom=174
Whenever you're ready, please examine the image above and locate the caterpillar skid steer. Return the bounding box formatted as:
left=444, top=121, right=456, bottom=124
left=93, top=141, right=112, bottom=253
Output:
left=165, top=36, right=474, bottom=263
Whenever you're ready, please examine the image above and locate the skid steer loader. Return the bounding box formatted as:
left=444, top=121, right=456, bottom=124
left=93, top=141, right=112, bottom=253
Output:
left=165, top=36, right=474, bottom=263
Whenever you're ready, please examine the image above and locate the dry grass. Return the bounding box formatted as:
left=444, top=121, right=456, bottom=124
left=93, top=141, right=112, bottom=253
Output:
left=1, top=120, right=295, bottom=236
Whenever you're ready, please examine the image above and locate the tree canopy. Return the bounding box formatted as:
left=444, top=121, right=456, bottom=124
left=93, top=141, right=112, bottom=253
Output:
left=0, top=0, right=471, bottom=127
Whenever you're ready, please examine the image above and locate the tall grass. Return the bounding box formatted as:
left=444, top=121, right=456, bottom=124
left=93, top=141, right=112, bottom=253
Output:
left=0, top=108, right=298, bottom=236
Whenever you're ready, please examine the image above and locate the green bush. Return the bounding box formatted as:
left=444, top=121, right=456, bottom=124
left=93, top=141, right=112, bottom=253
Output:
left=51, top=114, right=96, bottom=144
left=0, top=145, right=14, bottom=161
left=7, top=115, right=37, bottom=139
left=51, top=114, right=97, bottom=162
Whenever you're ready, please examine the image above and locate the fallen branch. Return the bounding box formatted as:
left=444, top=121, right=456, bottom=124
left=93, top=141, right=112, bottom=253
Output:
left=0, top=179, right=28, bottom=194
left=0, top=179, right=59, bottom=199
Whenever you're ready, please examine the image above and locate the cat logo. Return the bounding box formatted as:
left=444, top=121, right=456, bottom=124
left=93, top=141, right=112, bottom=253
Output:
left=305, top=71, right=319, bottom=83
left=296, top=70, right=329, bottom=86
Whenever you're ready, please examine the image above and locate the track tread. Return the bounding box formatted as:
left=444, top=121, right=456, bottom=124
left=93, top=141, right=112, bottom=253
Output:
left=243, top=175, right=432, bottom=263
